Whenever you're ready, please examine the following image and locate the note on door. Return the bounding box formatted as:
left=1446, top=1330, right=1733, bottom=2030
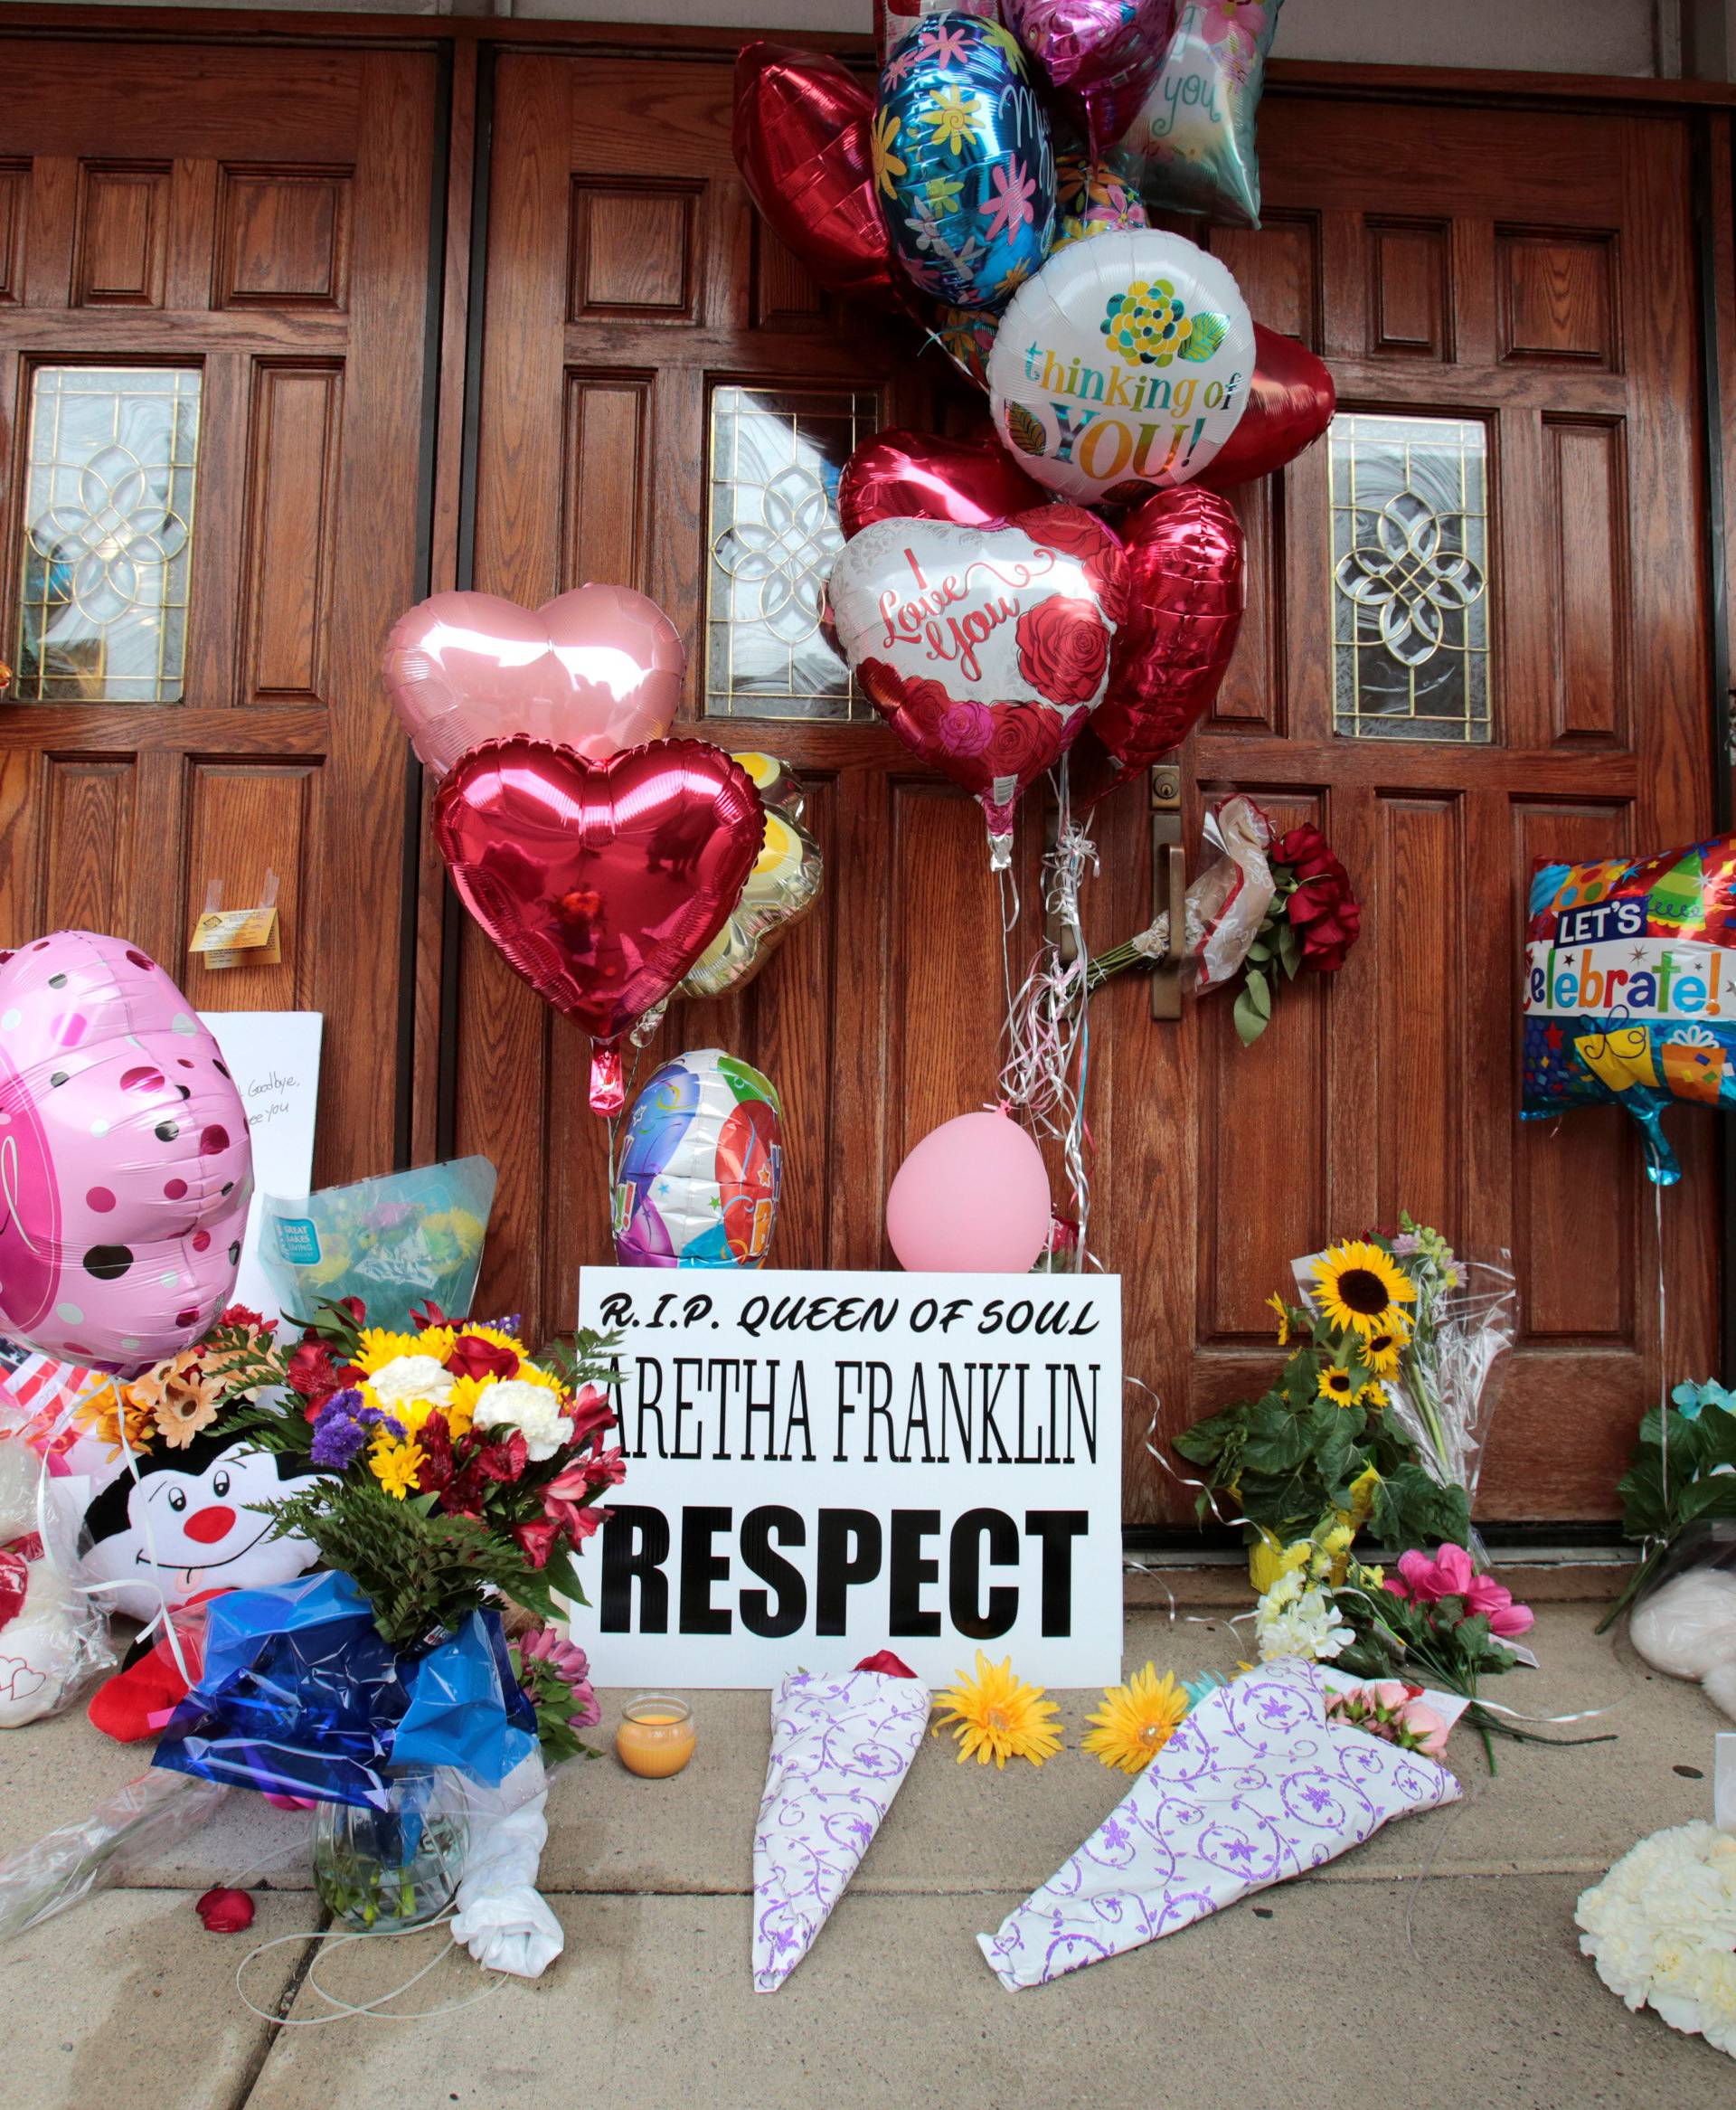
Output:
left=197, top=1011, right=323, bottom=1325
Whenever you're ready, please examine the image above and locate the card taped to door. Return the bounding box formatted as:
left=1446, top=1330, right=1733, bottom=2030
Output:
left=192, top=904, right=281, bottom=970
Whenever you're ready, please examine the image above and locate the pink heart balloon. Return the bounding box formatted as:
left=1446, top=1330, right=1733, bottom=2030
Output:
left=383, top=586, right=685, bottom=779
left=433, top=739, right=763, bottom=1113
left=0, top=931, right=252, bottom=1374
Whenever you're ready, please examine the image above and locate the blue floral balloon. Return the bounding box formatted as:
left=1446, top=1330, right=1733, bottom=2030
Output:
left=875, top=14, right=1056, bottom=311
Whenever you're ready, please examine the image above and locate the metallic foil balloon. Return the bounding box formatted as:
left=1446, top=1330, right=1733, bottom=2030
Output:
left=677, top=754, right=824, bottom=1002
left=875, top=14, right=1056, bottom=310
left=613, top=1050, right=783, bottom=1269
left=1109, top=0, right=1285, bottom=230
left=878, top=0, right=1003, bottom=62
left=383, top=586, right=684, bottom=780
left=1087, top=484, right=1243, bottom=783
left=0, top=931, right=252, bottom=1373
left=1195, top=323, right=1335, bottom=491
left=828, top=505, right=1122, bottom=867
left=987, top=229, right=1254, bottom=502
left=838, top=427, right=1049, bottom=538
left=1005, top=1, right=1177, bottom=147
left=432, top=739, right=764, bottom=1115
left=1522, top=834, right=1736, bottom=1188
left=1052, top=148, right=1148, bottom=247
left=732, top=44, right=893, bottom=298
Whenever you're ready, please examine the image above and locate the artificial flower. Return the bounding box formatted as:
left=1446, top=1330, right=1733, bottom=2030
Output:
left=1309, top=1238, right=1416, bottom=1341
left=1082, top=1663, right=1190, bottom=1774
left=469, top=1377, right=574, bottom=1462
left=934, top=1652, right=1062, bottom=1769
left=369, top=1433, right=427, bottom=1500
left=1386, top=1544, right=1534, bottom=1638
left=1671, top=1378, right=1736, bottom=1421
left=1577, top=1823, right=1736, bottom=2057
left=76, top=1381, right=155, bottom=1459
left=1317, top=1366, right=1355, bottom=1405
left=1265, top=1292, right=1290, bottom=1345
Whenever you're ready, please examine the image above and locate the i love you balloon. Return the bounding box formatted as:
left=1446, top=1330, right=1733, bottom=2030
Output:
left=383, top=586, right=684, bottom=781
left=828, top=506, right=1123, bottom=866
left=433, top=740, right=764, bottom=1113
left=0, top=932, right=252, bottom=1373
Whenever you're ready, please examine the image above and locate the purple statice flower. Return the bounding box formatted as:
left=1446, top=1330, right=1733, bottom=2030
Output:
left=309, top=1387, right=403, bottom=1470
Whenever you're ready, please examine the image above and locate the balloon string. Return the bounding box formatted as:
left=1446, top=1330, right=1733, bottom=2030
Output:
left=236, top=1914, right=507, bottom=2027
left=1655, top=1179, right=1669, bottom=1515
left=1127, top=1373, right=1230, bottom=1527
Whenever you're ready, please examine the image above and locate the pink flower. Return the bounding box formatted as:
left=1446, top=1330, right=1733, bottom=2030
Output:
left=1399, top=1698, right=1450, bottom=1758
left=979, top=159, right=1037, bottom=244
left=1386, top=1544, right=1534, bottom=1638
left=937, top=700, right=995, bottom=757
left=195, top=1887, right=255, bottom=1934
left=916, top=23, right=972, bottom=67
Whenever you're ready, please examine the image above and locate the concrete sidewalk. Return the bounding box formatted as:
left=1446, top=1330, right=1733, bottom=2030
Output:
left=0, top=1594, right=1729, bottom=2110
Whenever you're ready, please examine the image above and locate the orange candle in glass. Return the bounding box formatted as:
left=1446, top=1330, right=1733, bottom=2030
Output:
left=615, top=1694, right=696, bottom=1778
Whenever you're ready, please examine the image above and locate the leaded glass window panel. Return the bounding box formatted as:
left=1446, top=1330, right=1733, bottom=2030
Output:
left=13, top=366, right=202, bottom=705
left=706, top=383, right=875, bottom=722
left=1330, top=412, right=1492, bottom=744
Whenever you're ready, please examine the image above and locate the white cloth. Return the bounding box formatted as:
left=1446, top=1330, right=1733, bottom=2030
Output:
left=449, top=1769, right=562, bottom=1979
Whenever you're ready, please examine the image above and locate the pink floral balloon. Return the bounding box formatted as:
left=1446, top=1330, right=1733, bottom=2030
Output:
left=383, top=586, right=685, bottom=780
left=0, top=932, right=252, bottom=1374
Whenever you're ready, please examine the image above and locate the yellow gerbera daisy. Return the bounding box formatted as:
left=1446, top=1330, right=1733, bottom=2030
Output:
left=1317, top=1365, right=1356, bottom=1405
left=353, top=1329, right=422, bottom=1376
left=1310, top=1240, right=1416, bottom=1340
left=369, top=1433, right=425, bottom=1500
left=934, top=1652, right=1061, bottom=1769
left=1082, top=1663, right=1190, bottom=1775
left=1265, top=1292, right=1290, bottom=1346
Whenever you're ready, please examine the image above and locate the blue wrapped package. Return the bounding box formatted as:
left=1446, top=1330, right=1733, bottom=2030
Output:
left=154, top=1570, right=536, bottom=1810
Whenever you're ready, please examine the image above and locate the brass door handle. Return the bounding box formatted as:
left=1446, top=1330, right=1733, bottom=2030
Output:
left=1149, top=760, right=1184, bottom=1021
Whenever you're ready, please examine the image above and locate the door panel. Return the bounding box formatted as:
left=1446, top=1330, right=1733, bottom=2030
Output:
left=0, top=35, right=437, bottom=1186
left=449, top=58, right=1715, bottom=1523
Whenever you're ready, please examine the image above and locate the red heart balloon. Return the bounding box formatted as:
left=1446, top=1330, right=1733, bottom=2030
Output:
left=1195, top=324, right=1336, bottom=492
left=837, top=429, right=1051, bottom=540
left=1080, top=486, right=1243, bottom=790
left=732, top=44, right=892, bottom=298
left=434, top=739, right=763, bottom=1112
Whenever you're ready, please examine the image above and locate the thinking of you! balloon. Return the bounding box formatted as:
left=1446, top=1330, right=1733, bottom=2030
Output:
left=613, top=1050, right=783, bottom=1269
left=1521, top=833, right=1736, bottom=1186
left=0, top=932, right=252, bottom=1372
left=987, top=228, right=1254, bottom=503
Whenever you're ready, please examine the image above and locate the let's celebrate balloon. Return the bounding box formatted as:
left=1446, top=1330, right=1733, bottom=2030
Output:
left=987, top=228, right=1254, bottom=503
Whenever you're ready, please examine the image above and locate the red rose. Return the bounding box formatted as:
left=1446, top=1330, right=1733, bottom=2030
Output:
left=1274, top=825, right=1363, bottom=972
left=983, top=702, right=1063, bottom=778
left=1014, top=504, right=1127, bottom=624
left=1014, top=597, right=1109, bottom=705
left=446, top=1332, right=519, bottom=1382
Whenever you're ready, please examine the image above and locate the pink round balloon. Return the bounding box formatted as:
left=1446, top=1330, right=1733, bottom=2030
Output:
left=885, top=1110, right=1052, bottom=1273
left=0, top=931, right=253, bottom=1374
left=383, top=585, right=686, bottom=779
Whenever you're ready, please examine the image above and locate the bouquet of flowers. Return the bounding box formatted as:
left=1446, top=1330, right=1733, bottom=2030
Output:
left=1175, top=1225, right=1475, bottom=1557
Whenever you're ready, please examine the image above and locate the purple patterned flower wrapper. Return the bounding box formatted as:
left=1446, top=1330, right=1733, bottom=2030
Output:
left=976, top=1659, right=1461, bottom=1990
left=752, top=1670, right=929, bottom=1992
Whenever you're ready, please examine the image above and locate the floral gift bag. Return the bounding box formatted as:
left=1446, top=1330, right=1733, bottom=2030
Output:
left=977, top=1658, right=1460, bottom=1990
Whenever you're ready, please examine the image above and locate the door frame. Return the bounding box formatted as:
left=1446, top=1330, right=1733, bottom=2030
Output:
left=5, top=2, right=1734, bottom=1424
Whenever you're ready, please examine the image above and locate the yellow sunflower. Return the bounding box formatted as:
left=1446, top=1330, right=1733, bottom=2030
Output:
left=1358, top=1381, right=1389, bottom=1410
left=925, top=85, right=979, bottom=158
left=1082, top=1663, right=1190, bottom=1775
left=934, top=1652, right=1061, bottom=1769
left=414, top=1321, right=457, bottom=1362
left=1265, top=1292, right=1290, bottom=1346
left=870, top=107, right=906, bottom=199
left=369, top=1433, right=426, bottom=1500
left=1310, top=1240, right=1416, bottom=1341
left=446, top=1320, right=530, bottom=1360
left=1362, top=1310, right=1410, bottom=1376
left=1317, top=1366, right=1356, bottom=1405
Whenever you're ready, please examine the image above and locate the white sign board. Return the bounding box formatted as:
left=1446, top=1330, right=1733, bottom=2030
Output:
left=197, top=1012, right=323, bottom=1325
left=567, top=1267, right=1123, bottom=1688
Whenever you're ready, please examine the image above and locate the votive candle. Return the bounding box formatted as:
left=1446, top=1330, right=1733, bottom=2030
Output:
left=615, top=1693, right=696, bottom=1778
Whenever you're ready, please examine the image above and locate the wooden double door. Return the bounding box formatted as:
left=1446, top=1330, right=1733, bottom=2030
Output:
left=1, top=19, right=1724, bottom=1522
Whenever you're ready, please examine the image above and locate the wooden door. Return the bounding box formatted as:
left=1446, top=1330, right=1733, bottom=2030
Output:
left=0, top=32, right=439, bottom=1183
left=454, top=55, right=1720, bottom=1523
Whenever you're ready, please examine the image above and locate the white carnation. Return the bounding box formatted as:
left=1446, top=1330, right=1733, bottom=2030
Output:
left=472, top=1377, right=573, bottom=1462
left=366, top=1354, right=455, bottom=1409
left=1255, top=1583, right=1354, bottom=1664
left=1577, top=1823, right=1736, bottom=2058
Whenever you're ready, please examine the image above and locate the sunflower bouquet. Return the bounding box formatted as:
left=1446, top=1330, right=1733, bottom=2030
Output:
left=1174, top=1223, right=1477, bottom=1557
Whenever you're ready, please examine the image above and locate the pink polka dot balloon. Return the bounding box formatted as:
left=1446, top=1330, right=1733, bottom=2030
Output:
left=0, top=930, right=253, bottom=1374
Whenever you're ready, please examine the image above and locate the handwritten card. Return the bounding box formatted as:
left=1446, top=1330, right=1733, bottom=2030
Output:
left=196, top=1011, right=323, bottom=1324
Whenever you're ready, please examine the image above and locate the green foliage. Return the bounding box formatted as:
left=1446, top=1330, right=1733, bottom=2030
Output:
left=1597, top=1389, right=1736, bottom=1630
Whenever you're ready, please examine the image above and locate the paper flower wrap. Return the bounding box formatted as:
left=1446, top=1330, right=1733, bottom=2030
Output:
left=978, top=1659, right=1461, bottom=1990
left=752, top=1669, right=929, bottom=1992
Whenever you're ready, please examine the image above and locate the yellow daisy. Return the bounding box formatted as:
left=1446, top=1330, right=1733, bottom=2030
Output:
left=414, top=1322, right=457, bottom=1362
left=934, top=1652, right=1061, bottom=1769
left=1310, top=1240, right=1416, bottom=1341
left=369, top=1433, right=426, bottom=1500
left=353, top=1329, right=422, bottom=1376
left=1265, top=1292, right=1290, bottom=1346
left=925, top=85, right=979, bottom=158
left=1317, top=1365, right=1356, bottom=1405
left=1082, top=1663, right=1190, bottom=1775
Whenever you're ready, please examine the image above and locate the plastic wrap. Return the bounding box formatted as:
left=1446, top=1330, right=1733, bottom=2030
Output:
left=1089, top=793, right=1276, bottom=993
left=0, top=1768, right=228, bottom=1941
left=1379, top=1256, right=1517, bottom=1509
left=1628, top=1521, right=1736, bottom=1721
left=258, top=1158, right=496, bottom=1333
left=0, top=1430, right=116, bottom=1726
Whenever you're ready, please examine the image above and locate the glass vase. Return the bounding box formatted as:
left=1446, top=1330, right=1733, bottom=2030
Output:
left=310, top=1766, right=467, bottom=1931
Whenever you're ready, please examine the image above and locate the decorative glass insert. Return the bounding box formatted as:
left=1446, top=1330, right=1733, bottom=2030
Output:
left=706, top=383, right=876, bottom=722
left=13, top=365, right=202, bottom=704
left=1330, top=412, right=1492, bottom=743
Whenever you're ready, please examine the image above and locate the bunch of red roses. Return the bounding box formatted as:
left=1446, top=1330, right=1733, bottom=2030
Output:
left=1233, top=822, right=1363, bottom=1045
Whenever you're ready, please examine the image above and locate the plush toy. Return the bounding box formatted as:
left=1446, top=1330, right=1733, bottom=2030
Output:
left=77, top=1423, right=325, bottom=1624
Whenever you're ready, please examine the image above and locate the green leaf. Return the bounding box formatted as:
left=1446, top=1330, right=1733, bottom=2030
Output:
left=1233, top=971, right=1273, bottom=1046
left=1277, top=918, right=1304, bottom=979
